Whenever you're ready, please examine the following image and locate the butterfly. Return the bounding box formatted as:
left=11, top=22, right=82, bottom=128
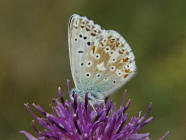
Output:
left=68, top=14, right=136, bottom=105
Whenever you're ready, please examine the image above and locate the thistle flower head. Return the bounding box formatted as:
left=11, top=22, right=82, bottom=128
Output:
left=20, top=80, right=168, bottom=140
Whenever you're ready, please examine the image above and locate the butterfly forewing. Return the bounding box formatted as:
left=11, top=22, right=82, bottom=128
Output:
left=68, top=14, right=136, bottom=100
left=68, top=14, right=102, bottom=88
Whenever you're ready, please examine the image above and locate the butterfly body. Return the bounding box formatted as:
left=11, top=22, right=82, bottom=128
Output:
left=68, top=14, right=136, bottom=105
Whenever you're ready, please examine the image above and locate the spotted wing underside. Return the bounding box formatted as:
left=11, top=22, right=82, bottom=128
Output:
left=68, top=14, right=136, bottom=99
left=80, top=31, right=136, bottom=98
left=68, top=14, right=102, bottom=89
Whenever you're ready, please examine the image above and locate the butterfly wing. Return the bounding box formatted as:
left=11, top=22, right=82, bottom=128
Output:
left=68, top=14, right=136, bottom=101
left=68, top=14, right=102, bottom=89
left=80, top=26, right=136, bottom=99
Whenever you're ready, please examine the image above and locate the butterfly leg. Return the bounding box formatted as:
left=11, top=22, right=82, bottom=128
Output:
left=103, top=96, right=109, bottom=108
left=89, top=101, right=97, bottom=112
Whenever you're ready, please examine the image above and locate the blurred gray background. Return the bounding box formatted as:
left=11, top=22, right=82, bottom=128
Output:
left=0, top=0, right=186, bottom=139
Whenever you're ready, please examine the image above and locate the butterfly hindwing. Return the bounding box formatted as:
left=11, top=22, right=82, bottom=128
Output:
left=80, top=30, right=136, bottom=97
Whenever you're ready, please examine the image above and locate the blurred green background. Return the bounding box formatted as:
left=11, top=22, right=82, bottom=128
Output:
left=0, top=0, right=186, bottom=139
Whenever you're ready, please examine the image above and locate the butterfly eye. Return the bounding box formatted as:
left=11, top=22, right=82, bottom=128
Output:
left=86, top=60, right=92, bottom=67
left=95, top=53, right=100, bottom=60
left=104, top=46, right=110, bottom=53
left=85, top=72, right=91, bottom=78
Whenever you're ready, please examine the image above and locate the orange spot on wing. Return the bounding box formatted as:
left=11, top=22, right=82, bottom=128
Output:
left=92, top=46, right=96, bottom=54
left=110, top=39, right=115, bottom=43
left=91, top=33, right=96, bottom=36
left=110, top=44, right=115, bottom=50
left=124, top=74, right=128, bottom=78
left=115, top=42, right=119, bottom=47
left=119, top=50, right=123, bottom=54
left=125, top=69, right=131, bottom=73
left=123, top=57, right=128, bottom=62
left=86, top=28, right=90, bottom=31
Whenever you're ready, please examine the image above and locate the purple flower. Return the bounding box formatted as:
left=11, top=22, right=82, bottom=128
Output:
left=20, top=80, right=169, bottom=140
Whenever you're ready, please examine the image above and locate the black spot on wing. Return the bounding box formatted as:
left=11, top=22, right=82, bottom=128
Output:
left=78, top=50, right=84, bottom=53
left=87, top=42, right=91, bottom=46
